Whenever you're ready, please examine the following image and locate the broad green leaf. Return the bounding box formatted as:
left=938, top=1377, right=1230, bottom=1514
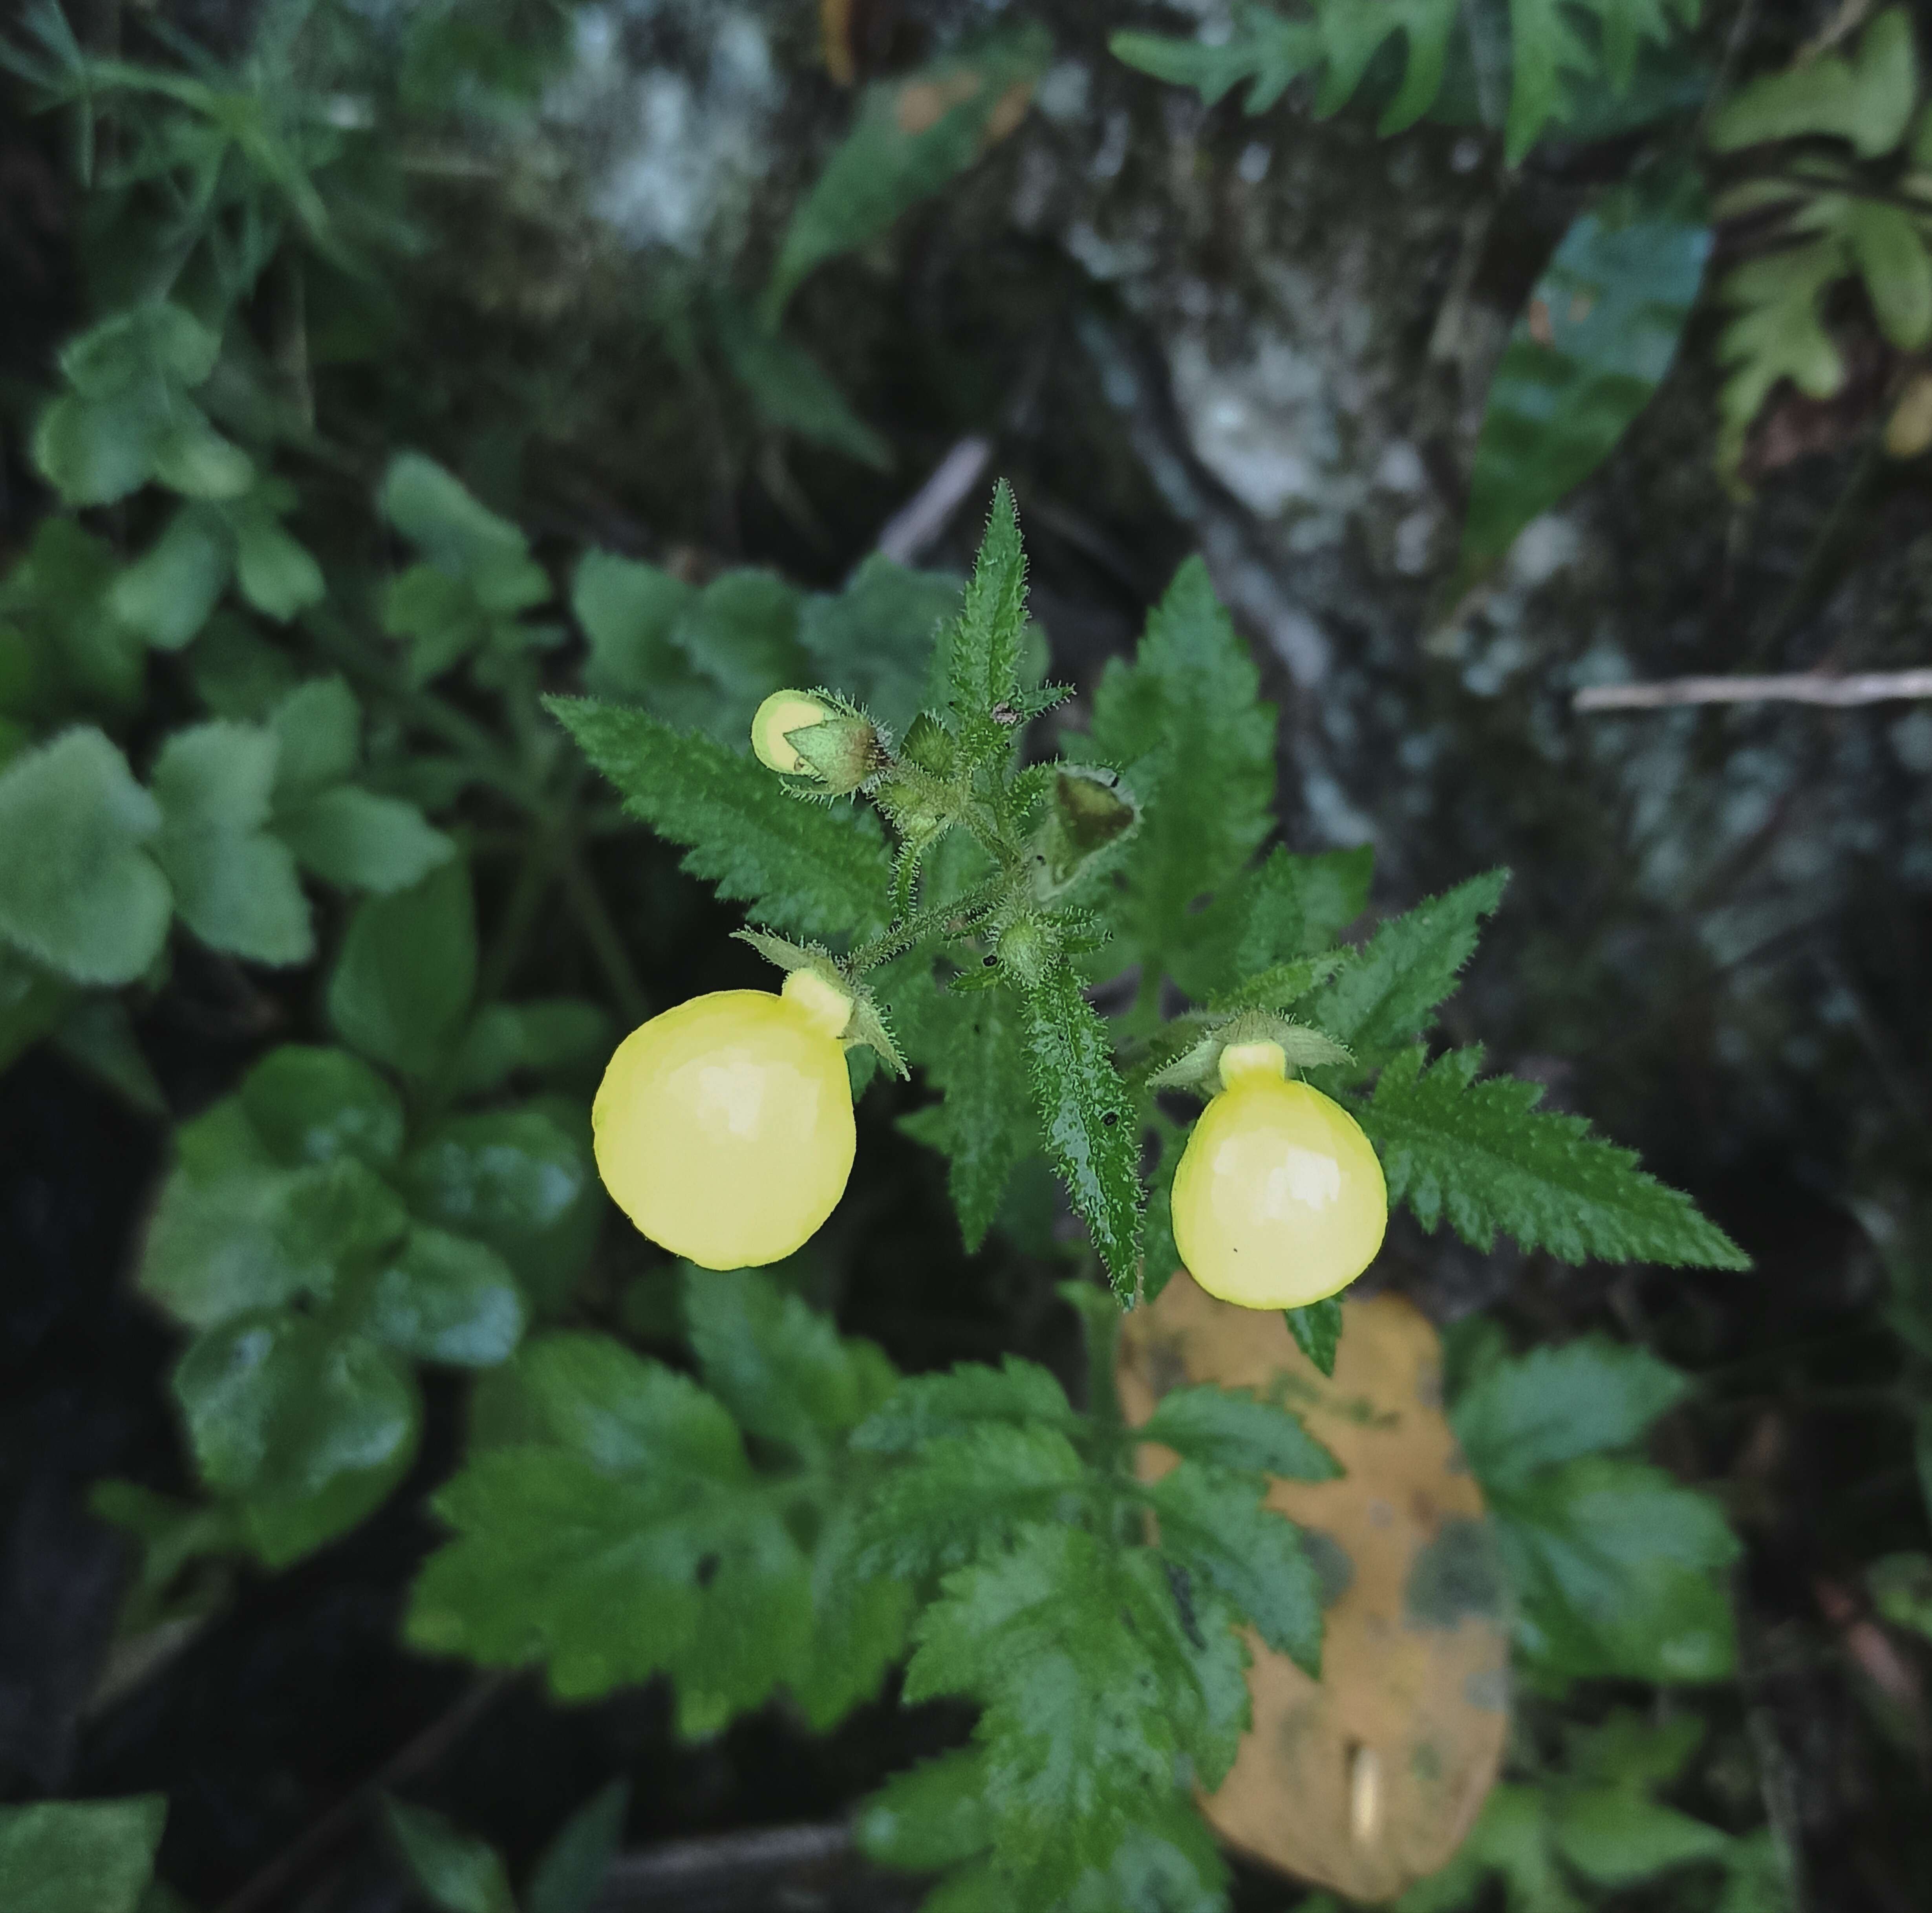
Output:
left=365, top=1226, right=527, bottom=1366
left=1868, top=1551, right=1932, bottom=1642
left=903, top=1521, right=1245, bottom=1904
left=899, top=972, right=1036, bottom=1250
left=174, top=1311, right=419, bottom=1512
left=0, top=1796, right=166, bottom=1913
left=798, top=555, right=963, bottom=738
left=399, top=1108, right=599, bottom=1314
left=1089, top=557, right=1274, bottom=980
left=1021, top=962, right=1142, bottom=1299
left=854, top=1749, right=992, bottom=1872
left=148, top=414, right=254, bottom=501
left=1145, top=1461, right=1325, bottom=1671
left=1284, top=1298, right=1343, bottom=1377
left=0, top=518, right=147, bottom=717
left=0, top=947, right=71, bottom=1073
left=1717, top=1829, right=1797, bottom=1913
left=51, top=994, right=166, bottom=1115
left=526, top=1781, right=630, bottom=1913
left=1494, top=1454, right=1739, bottom=1681
left=61, top=304, right=220, bottom=397
left=32, top=391, right=164, bottom=507
left=239, top=1043, right=404, bottom=1168
left=381, top=1798, right=516, bottom=1913
left=684, top=1266, right=896, bottom=1453
left=270, top=686, right=363, bottom=810
left=764, top=26, right=1052, bottom=318
left=852, top=1355, right=1078, bottom=1454
left=712, top=295, right=891, bottom=469
left=858, top=1422, right=1090, bottom=1576
left=139, top=1100, right=409, bottom=1327
left=572, top=551, right=697, bottom=706
left=278, top=786, right=454, bottom=894
left=1552, top=1787, right=1731, bottom=1885
left=0, top=728, right=170, bottom=985
left=1564, top=1707, right=1705, bottom=1789
left=383, top=564, right=489, bottom=685
left=547, top=696, right=892, bottom=941
left=1457, top=173, right=1711, bottom=591
left=670, top=571, right=811, bottom=740
left=1394, top=1784, right=1584, bottom=1913
left=450, top=1000, right=614, bottom=1095
left=232, top=515, right=324, bottom=622
left=1453, top=1335, right=1689, bottom=1490
left=150, top=721, right=313, bottom=965
left=1358, top=1045, right=1751, bottom=1267
left=379, top=452, right=546, bottom=607
left=1137, top=1384, right=1339, bottom=1480
left=947, top=479, right=1028, bottom=727
left=109, top=505, right=231, bottom=650
left=1178, top=844, right=1373, bottom=1003
left=1304, top=871, right=1506, bottom=1071
left=408, top=1340, right=810, bottom=1723
left=327, top=859, right=478, bottom=1079
left=1708, top=7, right=1916, bottom=157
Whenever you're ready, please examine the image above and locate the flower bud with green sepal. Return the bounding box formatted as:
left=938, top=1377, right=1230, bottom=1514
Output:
left=733, top=928, right=907, bottom=1078
left=750, top=688, right=890, bottom=798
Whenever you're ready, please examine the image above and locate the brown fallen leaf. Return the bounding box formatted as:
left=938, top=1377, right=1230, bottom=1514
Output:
left=1119, top=1276, right=1511, bottom=1904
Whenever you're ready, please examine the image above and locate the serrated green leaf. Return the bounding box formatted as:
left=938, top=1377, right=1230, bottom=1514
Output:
left=790, top=1486, right=916, bottom=1730
left=150, top=721, right=313, bottom=965
left=1285, top=1297, right=1343, bottom=1376
left=379, top=452, right=537, bottom=588
left=0, top=728, right=170, bottom=985
left=1304, top=871, right=1506, bottom=1071
left=1090, top=557, right=1274, bottom=981
left=1493, top=1454, right=1739, bottom=1682
left=684, top=1266, right=896, bottom=1452
left=903, top=1521, right=1244, bottom=1904
left=764, top=27, right=1052, bottom=318
left=1552, top=1787, right=1731, bottom=1885
left=407, top=1338, right=810, bottom=1722
left=365, top=1226, right=527, bottom=1367
left=547, top=696, right=891, bottom=942
left=900, top=970, right=1037, bottom=1250
left=1458, top=174, right=1710, bottom=591
left=1453, top=1334, right=1690, bottom=1490
left=526, top=1781, right=630, bottom=1913
left=0, top=1796, right=166, bottom=1913
left=1147, top=1461, right=1325, bottom=1671
left=859, top=1422, right=1090, bottom=1575
left=1138, top=1383, right=1339, bottom=1480
left=278, top=786, right=455, bottom=894
left=1021, top=963, right=1142, bottom=1298
left=948, top=478, right=1028, bottom=726
left=110, top=505, right=231, bottom=650
left=853, top=1355, right=1078, bottom=1454
left=381, top=1798, right=516, bottom=1913
left=327, top=859, right=477, bottom=1079
left=399, top=1108, right=599, bottom=1314
left=1358, top=1045, right=1750, bottom=1268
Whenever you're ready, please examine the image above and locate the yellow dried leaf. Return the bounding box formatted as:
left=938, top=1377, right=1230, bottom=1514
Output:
left=1119, top=1276, right=1511, bottom=1903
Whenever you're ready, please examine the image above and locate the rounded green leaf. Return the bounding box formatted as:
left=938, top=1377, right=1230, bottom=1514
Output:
left=31, top=393, right=163, bottom=507
left=400, top=1108, right=599, bottom=1311
left=327, top=858, right=477, bottom=1079
left=0, top=1796, right=166, bottom=1913
left=234, top=518, right=325, bottom=620
left=0, top=728, right=170, bottom=985
left=240, top=1044, right=406, bottom=1168
left=277, top=787, right=454, bottom=895
left=365, top=1225, right=528, bottom=1367
left=108, top=505, right=234, bottom=652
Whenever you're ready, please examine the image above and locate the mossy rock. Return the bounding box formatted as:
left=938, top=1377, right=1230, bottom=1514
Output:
left=1118, top=1277, right=1511, bottom=1903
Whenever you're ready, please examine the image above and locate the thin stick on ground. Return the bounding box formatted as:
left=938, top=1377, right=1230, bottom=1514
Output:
left=1575, top=670, right=1932, bottom=712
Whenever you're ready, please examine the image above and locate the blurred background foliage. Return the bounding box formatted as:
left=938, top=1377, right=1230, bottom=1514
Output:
left=3, top=1, right=1932, bottom=1911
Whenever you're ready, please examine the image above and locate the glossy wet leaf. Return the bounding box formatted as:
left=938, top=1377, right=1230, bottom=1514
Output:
left=1456, top=173, right=1710, bottom=593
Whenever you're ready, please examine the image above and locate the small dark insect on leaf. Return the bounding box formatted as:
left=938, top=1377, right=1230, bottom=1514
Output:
left=696, top=1552, right=721, bottom=1588
left=1102, top=1111, right=1118, bottom=1127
